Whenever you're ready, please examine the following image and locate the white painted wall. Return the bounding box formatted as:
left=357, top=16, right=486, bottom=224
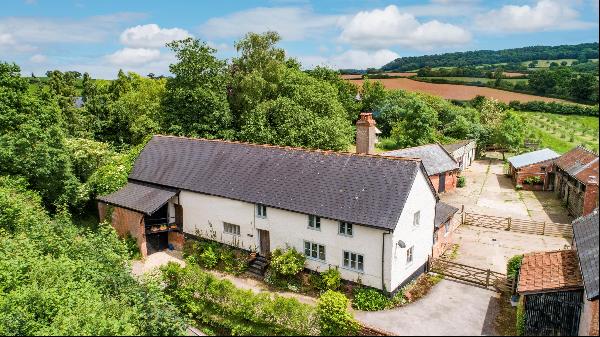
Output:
left=387, top=169, right=437, bottom=291
left=177, top=167, right=436, bottom=291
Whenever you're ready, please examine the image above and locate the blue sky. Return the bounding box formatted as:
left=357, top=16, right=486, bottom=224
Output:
left=1, top=0, right=598, bottom=78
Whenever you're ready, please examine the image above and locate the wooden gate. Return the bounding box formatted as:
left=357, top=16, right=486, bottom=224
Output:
left=463, top=212, right=572, bottom=238
left=429, top=258, right=509, bottom=292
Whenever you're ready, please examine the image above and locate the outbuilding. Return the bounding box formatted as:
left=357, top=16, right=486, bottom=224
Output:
left=442, top=139, right=477, bottom=171
left=554, top=146, right=599, bottom=217
left=507, top=148, right=560, bottom=191
left=432, top=202, right=459, bottom=258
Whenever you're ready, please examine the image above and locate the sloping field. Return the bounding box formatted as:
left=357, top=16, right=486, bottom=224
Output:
left=347, top=78, right=566, bottom=103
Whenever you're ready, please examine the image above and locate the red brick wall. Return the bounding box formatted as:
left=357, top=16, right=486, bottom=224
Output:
left=429, top=171, right=458, bottom=193
left=429, top=174, right=440, bottom=192
left=432, top=215, right=460, bottom=258
left=590, top=299, right=599, bottom=336
left=98, top=202, right=148, bottom=257
left=511, top=161, right=553, bottom=191
left=168, top=231, right=185, bottom=251
left=583, top=183, right=599, bottom=216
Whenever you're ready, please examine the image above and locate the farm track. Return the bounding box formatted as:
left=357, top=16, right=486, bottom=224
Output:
left=346, top=78, right=568, bottom=104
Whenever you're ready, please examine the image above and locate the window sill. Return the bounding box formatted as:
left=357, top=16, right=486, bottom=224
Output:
left=341, top=266, right=364, bottom=274
left=305, top=256, right=326, bottom=263
left=307, top=227, right=321, bottom=231
left=338, top=233, right=353, bottom=238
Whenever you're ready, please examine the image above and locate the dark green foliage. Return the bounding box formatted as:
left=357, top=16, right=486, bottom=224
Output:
left=381, top=42, right=598, bottom=71
left=199, top=247, right=218, bottom=269
left=270, top=247, right=306, bottom=276
left=182, top=238, right=248, bottom=275
left=523, top=176, right=543, bottom=185
left=123, top=233, right=141, bottom=260
left=351, top=287, right=391, bottom=311
left=0, top=177, right=185, bottom=336
left=161, top=262, right=319, bottom=335
left=316, top=290, right=359, bottom=336
left=457, top=176, right=466, bottom=187
left=310, top=268, right=342, bottom=292
left=516, top=298, right=525, bottom=336
left=507, top=255, right=524, bottom=279
left=508, top=100, right=599, bottom=116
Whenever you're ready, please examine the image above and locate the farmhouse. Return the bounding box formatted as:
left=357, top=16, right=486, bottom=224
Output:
left=383, top=144, right=460, bottom=193
left=507, top=148, right=560, bottom=191
left=554, top=146, right=599, bottom=217
left=572, top=209, right=599, bottom=336
left=98, top=135, right=439, bottom=292
left=432, top=202, right=459, bottom=258
left=442, top=139, right=477, bottom=171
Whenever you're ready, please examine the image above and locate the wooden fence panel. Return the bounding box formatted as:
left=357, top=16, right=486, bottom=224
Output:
left=462, top=212, right=572, bottom=239
left=464, top=213, right=508, bottom=230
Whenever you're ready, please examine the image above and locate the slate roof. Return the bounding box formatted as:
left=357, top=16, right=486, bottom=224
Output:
left=572, top=209, right=599, bottom=300
left=442, top=139, right=475, bottom=154
left=383, top=144, right=459, bottom=176
left=434, top=202, right=459, bottom=228
left=508, top=148, right=560, bottom=169
left=518, top=249, right=583, bottom=294
left=555, top=146, right=599, bottom=185
left=123, top=135, right=434, bottom=231
left=98, top=181, right=178, bottom=215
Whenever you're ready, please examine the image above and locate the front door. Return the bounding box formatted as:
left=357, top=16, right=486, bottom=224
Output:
left=174, top=204, right=183, bottom=226
left=258, top=229, right=270, bottom=256
left=439, top=173, right=446, bottom=193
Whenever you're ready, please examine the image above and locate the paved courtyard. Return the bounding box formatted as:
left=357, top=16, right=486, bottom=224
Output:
left=441, top=158, right=573, bottom=224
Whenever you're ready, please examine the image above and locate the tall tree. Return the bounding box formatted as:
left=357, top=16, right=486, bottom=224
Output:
left=162, top=38, right=233, bottom=138
left=494, top=110, right=525, bottom=159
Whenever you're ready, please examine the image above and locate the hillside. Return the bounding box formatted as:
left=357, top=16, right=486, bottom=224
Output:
left=381, top=42, right=599, bottom=72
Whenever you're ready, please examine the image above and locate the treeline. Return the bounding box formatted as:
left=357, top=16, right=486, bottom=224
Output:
left=381, top=42, right=599, bottom=71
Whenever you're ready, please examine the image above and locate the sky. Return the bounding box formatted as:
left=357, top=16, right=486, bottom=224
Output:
left=1, top=0, right=599, bottom=78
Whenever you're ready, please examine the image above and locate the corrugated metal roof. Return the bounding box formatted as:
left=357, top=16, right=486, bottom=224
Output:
left=508, top=148, right=560, bottom=169
left=382, top=144, right=459, bottom=176
left=555, top=146, right=599, bottom=184
left=98, top=182, right=178, bottom=215
left=123, top=135, right=430, bottom=231
left=572, top=209, right=599, bottom=300
left=435, top=202, right=459, bottom=228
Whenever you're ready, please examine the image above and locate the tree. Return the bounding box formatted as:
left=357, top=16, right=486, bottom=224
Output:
left=494, top=110, right=525, bottom=159
left=528, top=69, right=557, bottom=94
left=359, top=79, right=387, bottom=113
left=162, top=38, right=233, bottom=138
left=46, top=69, right=93, bottom=138
left=308, top=66, right=361, bottom=121
left=569, top=73, right=599, bottom=102
left=389, top=98, right=439, bottom=147
left=0, top=62, right=81, bottom=208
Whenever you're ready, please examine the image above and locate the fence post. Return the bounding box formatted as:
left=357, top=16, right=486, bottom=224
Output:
left=541, top=222, right=546, bottom=236
left=486, top=269, right=491, bottom=288
left=507, top=217, right=512, bottom=231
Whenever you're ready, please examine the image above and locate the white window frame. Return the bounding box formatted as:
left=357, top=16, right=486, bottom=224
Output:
left=304, top=241, right=326, bottom=262
left=256, top=204, right=267, bottom=218
left=413, top=211, right=421, bottom=228
left=338, top=221, right=353, bottom=237
left=308, top=215, right=321, bottom=230
left=223, top=222, right=240, bottom=236
left=406, top=246, right=414, bottom=265
left=342, top=251, right=364, bottom=272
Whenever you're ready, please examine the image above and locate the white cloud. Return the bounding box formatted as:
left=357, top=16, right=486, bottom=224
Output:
left=120, top=24, right=192, bottom=48
left=475, top=0, right=595, bottom=33
left=106, top=48, right=161, bottom=65
left=300, top=49, right=399, bottom=70
left=339, top=5, right=471, bottom=50
left=0, top=32, right=36, bottom=52
left=199, top=7, right=339, bottom=41
left=29, top=54, right=47, bottom=63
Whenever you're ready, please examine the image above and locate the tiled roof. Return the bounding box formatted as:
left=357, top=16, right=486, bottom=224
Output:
left=442, top=139, right=475, bottom=154
left=383, top=143, right=459, bottom=176
left=572, top=209, right=599, bottom=300
left=124, top=135, right=433, bottom=231
left=554, top=146, right=599, bottom=185
left=508, top=148, right=560, bottom=169
left=518, top=250, right=583, bottom=294
left=98, top=181, right=178, bottom=215
left=435, top=202, right=459, bottom=228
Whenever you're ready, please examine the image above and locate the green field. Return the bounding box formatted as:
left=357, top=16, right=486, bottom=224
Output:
left=520, top=58, right=599, bottom=68
left=520, top=111, right=599, bottom=154
left=421, top=76, right=528, bottom=84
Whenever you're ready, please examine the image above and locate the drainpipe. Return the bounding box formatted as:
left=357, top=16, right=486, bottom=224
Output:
left=382, top=230, right=391, bottom=292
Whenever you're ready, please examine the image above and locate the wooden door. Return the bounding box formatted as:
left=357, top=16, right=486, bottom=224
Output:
left=258, top=230, right=270, bottom=256
left=439, top=173, right=446, bottom=193
left=174, top=204, right=183, bottom=226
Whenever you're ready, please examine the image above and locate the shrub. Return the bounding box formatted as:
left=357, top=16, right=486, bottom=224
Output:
left=523, top=176, right=542, bottom=185
left=199, top=247, right=218, bottom=269
left=270, top=247, right=306, bottom=276
left=351, top=287, right=390, bottom=311
left=509, top=100, right=599, bottom=117
left=516, top=297, right=526, bottom=336
left=507, top=254, right=524, bottom=279
left=317, top=290, right=359, bottom=336
left=457, top=176, right=466, bottom=187
left=515, top=184, right=523, bottom=191
left=123, top=233, right=141, bottom=260
left=219, top=248, right=247, bottom=275
left=161, top=263, right=319, bottom=335
left=314, top=268, right=342, bottom=292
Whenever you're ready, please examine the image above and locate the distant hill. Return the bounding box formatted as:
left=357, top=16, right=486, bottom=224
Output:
left=381, top=42, right=599, bottom=72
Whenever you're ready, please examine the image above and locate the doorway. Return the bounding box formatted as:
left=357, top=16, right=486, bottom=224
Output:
left=147, top=232, right=169, bottom=254
left=257, top=229, right=270, bottom=256
left=439, top=173, right=446, bottom=193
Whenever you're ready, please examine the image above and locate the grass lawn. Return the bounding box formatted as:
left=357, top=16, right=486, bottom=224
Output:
left=520, top=111, right=599, bottom=154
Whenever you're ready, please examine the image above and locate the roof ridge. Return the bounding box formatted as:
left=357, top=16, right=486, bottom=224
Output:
left=153, top=134, right=424, bottom=163
left=575, top=145, right=600, bottom=156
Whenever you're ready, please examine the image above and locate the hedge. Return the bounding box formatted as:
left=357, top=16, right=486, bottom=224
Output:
left=509, top=100, right=599, bottom=116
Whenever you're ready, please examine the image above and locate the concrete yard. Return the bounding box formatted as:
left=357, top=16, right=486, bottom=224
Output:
left=441, top=158, right=573, bottom=224
left=354, top=279, right=500, bottom=336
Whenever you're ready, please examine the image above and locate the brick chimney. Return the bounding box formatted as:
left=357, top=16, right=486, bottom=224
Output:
left=583, top=175, right=599, bottom=216
left=356, top=112, right=379, bottom=155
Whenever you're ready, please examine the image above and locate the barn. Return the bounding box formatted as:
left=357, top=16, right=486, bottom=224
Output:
left=554, top=146, right=599, bottom=217
left=442, top=139, right=477, bottom=171
left=507, top=148, right=560, bottom=191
